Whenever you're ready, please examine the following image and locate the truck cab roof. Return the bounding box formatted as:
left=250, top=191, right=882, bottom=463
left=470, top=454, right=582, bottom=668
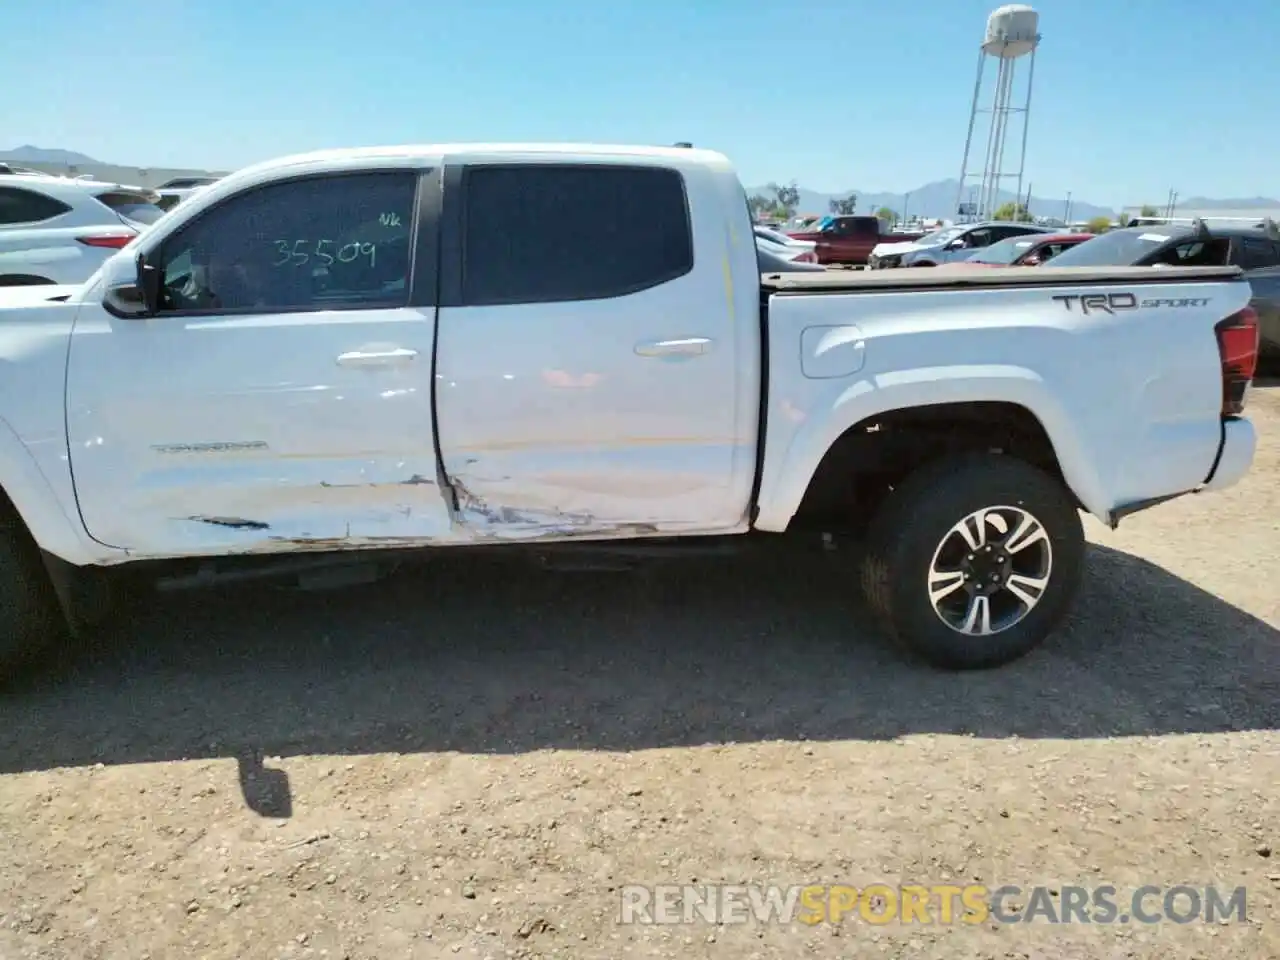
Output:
left=234, top=143, right=735, bottom=180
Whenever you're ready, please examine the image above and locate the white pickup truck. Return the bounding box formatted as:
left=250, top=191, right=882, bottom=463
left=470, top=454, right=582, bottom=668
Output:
left=0, top=143, right=1263, bottom=676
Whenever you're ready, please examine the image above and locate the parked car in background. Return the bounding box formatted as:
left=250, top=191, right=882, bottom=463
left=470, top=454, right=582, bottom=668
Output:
left=0, top=175, right=166, bottom=286
left=156, top=184, right=214, bottom=211
left=951, top=232, right=1092, bottom=268
left=757, top=237, right=825, bottom=272
left=754, top=226, right=818, bottom=264
left=755, top=225, right=815, bottom=250
left=156, top=176, right=221, bottom=190
left=786, top=215, right=925, bottom=266
left=867, top=221, right=1055, bottom=269
left=1047, top=219, right=1280, bottom=368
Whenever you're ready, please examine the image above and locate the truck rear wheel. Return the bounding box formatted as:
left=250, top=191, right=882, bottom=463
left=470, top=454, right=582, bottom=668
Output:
left=0, top=518, right=67, bottom=678
left=859, top=453, right=1084, bottom=670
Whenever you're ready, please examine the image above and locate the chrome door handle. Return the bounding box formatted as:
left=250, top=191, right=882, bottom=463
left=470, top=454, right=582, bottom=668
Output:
left=634, top=337, right=714, bottom=358
left=336, top=347, right=418, bottom=367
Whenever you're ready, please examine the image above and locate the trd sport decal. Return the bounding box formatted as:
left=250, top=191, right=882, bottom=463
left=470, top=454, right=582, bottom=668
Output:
left=1051, top=293, right=1210, bottom=315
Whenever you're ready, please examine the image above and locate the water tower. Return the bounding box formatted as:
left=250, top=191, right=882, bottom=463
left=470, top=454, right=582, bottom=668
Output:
left=955, top=5, right=1041, bottom=221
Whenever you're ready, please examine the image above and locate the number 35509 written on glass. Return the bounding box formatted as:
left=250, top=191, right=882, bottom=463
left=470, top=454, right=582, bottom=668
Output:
left=271, top=239, right=377, bottom=268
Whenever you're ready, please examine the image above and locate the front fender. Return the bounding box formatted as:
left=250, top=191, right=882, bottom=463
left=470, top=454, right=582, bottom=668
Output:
left=752, top=363, right=1109, bottom=532
left=0, top=415, right=110, bottom=563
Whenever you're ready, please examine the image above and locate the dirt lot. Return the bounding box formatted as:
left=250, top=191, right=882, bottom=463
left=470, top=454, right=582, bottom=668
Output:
left=2, top=387, right=1278, bottom=960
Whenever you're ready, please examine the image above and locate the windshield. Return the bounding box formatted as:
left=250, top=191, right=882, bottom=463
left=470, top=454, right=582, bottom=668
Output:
left=968, top=236, right=1039, bottom=264
left=917, top=226, right=965, bottom=246
left=1046, top=227, right=1182, bottom=267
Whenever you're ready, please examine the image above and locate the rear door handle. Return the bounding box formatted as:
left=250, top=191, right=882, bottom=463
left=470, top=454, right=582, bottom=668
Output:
left=336, top=347, right=418, bottom=367
left=634, top=337, right=714, bottom=358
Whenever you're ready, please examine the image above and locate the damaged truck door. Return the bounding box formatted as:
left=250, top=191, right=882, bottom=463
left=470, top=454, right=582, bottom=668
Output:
left=65, top=163, right=455, bottom=555
left=432, top=159, right=759, bottom=539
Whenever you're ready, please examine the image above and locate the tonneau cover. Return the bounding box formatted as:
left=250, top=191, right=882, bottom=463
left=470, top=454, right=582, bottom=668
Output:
left=762, top=264, right=1245, bottom=294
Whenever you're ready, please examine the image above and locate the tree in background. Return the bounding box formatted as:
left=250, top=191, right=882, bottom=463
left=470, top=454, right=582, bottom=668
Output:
left=993, top=201, right=1034, bottom=222
left=828, top=193, right=858, bottom=214
left=1085, top=215, right=1112, bottom=234
left=748, top=194, right=775, bottom=220
left=1140, top=204, right=1160, bottom=217
left=766, top=181, right=801, bottom=220
left=875, top=207, right=899, bottom=224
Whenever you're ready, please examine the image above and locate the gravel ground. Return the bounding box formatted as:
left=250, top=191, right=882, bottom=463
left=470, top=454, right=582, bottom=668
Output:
left=1, top=386, right=1277, bottom=960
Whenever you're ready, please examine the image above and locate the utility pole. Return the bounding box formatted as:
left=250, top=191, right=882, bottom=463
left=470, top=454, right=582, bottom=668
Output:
left=1064, top=191, right=1072, bottom=223
left=1023, top=181, right=1033, bottom=220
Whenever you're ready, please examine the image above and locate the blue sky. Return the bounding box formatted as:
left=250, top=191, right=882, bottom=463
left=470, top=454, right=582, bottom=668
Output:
left=2, top=0, right=1274, bottom=206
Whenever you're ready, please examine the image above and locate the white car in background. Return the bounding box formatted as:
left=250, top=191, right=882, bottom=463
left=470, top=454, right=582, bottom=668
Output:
left=756, top=236, right=825, bottom=272
left=754, top=225, right=817, bottom=257
left=754, top=225, right=819, bottom=265
left=867, top=221, right=1054, bottom=269
left=0, top=175, right=168, bottom=286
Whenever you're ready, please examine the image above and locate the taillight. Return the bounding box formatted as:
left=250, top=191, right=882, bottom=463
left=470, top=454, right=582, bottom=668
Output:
left=1214, top=306, right=1260, bottom=416
left=76, top=233, right=135, bottom=249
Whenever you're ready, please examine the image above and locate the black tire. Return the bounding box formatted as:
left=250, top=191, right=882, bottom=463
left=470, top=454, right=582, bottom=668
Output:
left=860, top=453, right=1084, bottom=670
left=0, top=516, right=68, bottom=677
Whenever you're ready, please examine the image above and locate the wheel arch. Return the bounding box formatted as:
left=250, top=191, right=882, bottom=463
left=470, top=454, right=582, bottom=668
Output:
left=754, top=369, right=1111, bottom=533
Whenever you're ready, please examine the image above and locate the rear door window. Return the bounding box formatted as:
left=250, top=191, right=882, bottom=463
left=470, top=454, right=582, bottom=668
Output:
left=993, top=225, right=1040, bottom=240
left=1235, top=237, right=1280, bottom=270
left=0, top=186, right=72, bottom=226
left=459, top=163, right=693, bottom=305
left=1152, top=239, right=1230, bottom=267
left=965, top=228, right=995, bottom=248
left=833, top=217, right=877, bottom=237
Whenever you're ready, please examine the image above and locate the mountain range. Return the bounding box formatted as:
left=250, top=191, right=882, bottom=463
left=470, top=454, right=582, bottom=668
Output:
left=745, top=181, right=1280, bottom=222
left=1, top=145, right=100, bottom=166
left=5, top=145, right=1275, bottom=221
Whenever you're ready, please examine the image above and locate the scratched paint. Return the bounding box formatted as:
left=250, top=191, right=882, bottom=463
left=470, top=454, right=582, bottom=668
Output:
left=189, top=515, right=270, bottom=530
left=446, top=475, right=669, bottom=542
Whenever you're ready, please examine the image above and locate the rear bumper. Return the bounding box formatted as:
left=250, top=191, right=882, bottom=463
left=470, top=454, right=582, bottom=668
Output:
left=1201, top=415, right=1257, bottom=492
left=1110, top=416, right=1256, bottom=526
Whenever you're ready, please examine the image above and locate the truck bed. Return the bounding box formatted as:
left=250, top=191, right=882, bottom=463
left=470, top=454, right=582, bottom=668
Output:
left=762, top=264, right=1244, bottom=294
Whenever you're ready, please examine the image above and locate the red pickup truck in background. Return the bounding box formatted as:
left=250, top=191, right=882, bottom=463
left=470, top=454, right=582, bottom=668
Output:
left=787, top=215, right=926, bottom=266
